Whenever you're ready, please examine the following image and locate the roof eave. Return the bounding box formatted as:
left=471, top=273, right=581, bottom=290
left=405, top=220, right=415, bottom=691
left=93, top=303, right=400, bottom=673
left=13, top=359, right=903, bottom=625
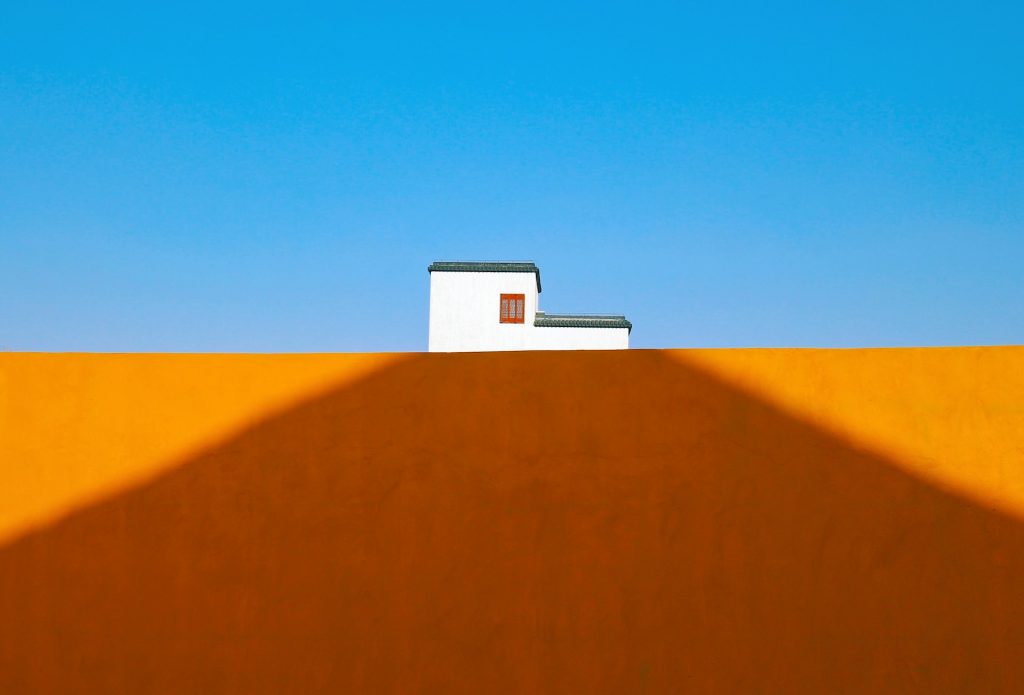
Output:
left=428, top=261, right=542, bottom=293
left=533, top=312, right=632, bottom=333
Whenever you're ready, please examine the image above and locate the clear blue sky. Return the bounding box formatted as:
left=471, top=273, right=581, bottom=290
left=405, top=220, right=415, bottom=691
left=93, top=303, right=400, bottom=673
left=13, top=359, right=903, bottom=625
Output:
left=2, top=1, right=1021, bottom=351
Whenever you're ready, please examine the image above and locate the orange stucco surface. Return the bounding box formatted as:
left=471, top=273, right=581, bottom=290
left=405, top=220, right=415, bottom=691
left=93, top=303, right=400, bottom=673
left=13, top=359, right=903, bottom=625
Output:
left=1, top=347, right=1023, bottom=692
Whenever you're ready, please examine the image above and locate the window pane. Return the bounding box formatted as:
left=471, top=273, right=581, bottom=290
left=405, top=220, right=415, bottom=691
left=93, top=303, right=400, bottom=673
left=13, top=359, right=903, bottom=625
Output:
left=501, top=299, right=508, bottom=319
left=516, top=298, right=524, bottom=320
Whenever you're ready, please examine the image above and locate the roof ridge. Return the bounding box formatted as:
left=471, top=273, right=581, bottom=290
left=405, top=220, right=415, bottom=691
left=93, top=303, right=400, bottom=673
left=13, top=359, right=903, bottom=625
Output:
left=534, top=312, right=632, bottom=333
left=536, top=311, right=628, bottom=319
left=428, top=261, right=542, bottom=292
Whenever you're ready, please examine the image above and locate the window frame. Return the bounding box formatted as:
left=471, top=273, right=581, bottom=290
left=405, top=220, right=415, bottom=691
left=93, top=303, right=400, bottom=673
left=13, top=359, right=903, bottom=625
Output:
left=499, top=293, right=526, bottom=324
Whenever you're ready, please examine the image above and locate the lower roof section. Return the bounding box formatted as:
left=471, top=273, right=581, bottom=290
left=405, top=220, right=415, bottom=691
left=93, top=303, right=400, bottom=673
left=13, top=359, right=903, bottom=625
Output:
left=534, top=311, right=632, bottom=332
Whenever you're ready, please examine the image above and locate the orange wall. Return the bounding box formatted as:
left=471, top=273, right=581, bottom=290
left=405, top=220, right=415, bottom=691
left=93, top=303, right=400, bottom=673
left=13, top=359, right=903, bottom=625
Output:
left=1, top=348, right=1023, bottom=693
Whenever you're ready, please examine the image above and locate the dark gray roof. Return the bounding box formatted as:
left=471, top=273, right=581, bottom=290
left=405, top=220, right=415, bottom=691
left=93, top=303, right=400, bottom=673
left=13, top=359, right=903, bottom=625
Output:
left=428, top=261, right=541, bottom=292
left=534, top=311, right=632, bottom=333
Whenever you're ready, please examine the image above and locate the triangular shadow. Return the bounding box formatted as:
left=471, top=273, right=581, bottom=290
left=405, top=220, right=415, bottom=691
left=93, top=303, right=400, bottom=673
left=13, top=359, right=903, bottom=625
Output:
left=1, top=350, right=1022, bottom=693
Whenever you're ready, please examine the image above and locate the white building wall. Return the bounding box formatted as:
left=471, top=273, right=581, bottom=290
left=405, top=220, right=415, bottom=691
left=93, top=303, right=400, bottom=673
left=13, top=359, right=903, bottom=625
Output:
left=428, top=270, right=629, bottom=352
left=530, top=325, right=629, bottom=350
left=428, top=271, right=540, bottom=352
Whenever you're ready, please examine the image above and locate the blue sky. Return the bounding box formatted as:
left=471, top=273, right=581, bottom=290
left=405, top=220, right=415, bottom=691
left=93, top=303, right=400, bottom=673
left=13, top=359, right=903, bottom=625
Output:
left=2, top=1, right=1021, bottom=351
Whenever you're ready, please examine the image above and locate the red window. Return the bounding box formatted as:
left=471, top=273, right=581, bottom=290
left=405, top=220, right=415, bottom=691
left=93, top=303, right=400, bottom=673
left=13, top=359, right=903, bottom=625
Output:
left=500, top=293, right=525, bottom=324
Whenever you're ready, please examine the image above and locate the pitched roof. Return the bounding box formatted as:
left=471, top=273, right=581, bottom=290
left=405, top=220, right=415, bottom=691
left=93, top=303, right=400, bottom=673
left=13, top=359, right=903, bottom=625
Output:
left=534, top=311, right=632, bottom=333
left=428, top=261, right=542, bottom=292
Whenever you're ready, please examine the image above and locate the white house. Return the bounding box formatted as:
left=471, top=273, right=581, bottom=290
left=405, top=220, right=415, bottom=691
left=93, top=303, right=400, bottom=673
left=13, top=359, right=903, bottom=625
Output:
left=428, top=261, right=631, bottom=352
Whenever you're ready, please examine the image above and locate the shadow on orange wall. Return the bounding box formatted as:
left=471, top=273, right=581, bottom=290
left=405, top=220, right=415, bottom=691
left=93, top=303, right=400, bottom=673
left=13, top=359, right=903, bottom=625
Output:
left=1, top=350, right=1022, bottom=693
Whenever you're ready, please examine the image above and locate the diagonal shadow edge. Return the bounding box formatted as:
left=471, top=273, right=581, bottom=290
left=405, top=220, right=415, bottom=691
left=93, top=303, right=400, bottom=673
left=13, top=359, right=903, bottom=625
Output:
left=1, top=349, right=1022, bottom=693
left=663, top=345, right=1024, bottom=521
left=0, top=351, right=417, bottom=546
